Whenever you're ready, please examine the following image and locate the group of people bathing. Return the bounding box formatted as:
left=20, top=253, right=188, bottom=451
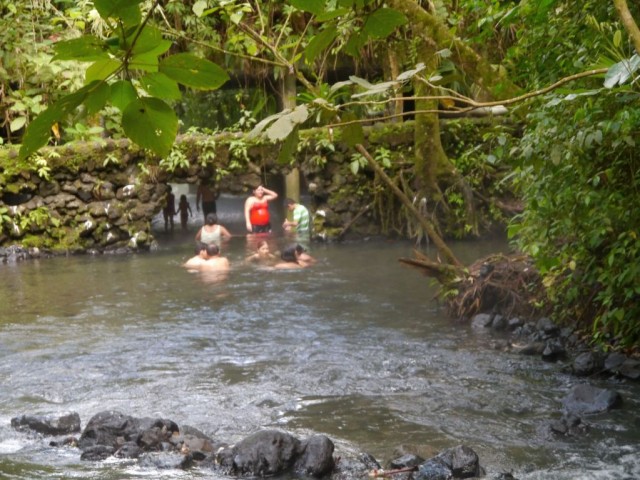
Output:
left=182, top=183, right=315, bottom=273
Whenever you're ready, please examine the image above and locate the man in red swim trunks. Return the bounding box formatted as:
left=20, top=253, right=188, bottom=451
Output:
left=244, top=184, right=278, bottom=233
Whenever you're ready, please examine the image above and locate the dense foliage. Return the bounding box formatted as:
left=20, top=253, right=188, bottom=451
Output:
left=500, top=1, right=640, bottom=348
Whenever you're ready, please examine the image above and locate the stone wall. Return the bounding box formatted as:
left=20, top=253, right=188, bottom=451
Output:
left=0, top=122, right=417, bottom=256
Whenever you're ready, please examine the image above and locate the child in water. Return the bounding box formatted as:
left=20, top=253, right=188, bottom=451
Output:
left=245, top=240, right=277, bottom=265
left=176, top=194, right=192, bottom=231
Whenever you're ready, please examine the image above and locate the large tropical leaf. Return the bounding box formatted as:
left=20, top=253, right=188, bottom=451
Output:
left=130, top=52, right=160, bottom=72
left=277, top=127, right=300, bottom=165
left=362, top=8, right=407, bottom=39
left=140, top=73, right=182, bottom=100
left=86, top=59, right=121, bottom=83
left=340, top=111, right=364, bottom=147
left=19, top=83, right=99, bottom=160
left=52, top=36, right=109, bottom=62
left=94, top=0, right=143, bottom=25
left=265, top=105, right=309, bottom=141
left=159, top=54, right=229, bottom=90
left=122, top=97, right=178, bottom=157
left=304, top=25, right=338, bottom=64
left=127, top=26, right=165, bottom=55
left=110, top=80, right=137, bottom=111
left=289, top=0, right=324, bottom=15
left=84, top=81, right=111, bottom=115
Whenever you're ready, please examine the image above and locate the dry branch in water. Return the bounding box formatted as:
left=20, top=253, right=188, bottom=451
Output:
left=400, top=252, right=548, bottom=321
left=448, top=253, right=547, bottom=320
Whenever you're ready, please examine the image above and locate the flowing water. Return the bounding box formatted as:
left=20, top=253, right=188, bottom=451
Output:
left=1, top=195, right=639, bottom=479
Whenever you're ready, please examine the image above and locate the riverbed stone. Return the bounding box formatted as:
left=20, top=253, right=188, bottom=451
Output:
left=542, top=338, right=566, bottom=361
left=562, top=384, right=622, bottom=415
left=389, top=453, right=425, bottom=469
left=217, top=429, right=301, bottom=476
left=294, top=434, right=335, bottom=476
left=435, top=445, right=480, bottom=478
left=138, top=451, right=193, bottom=469
left=548, top=413, right=588, bottom=437
left=80, top=444, right=116, bottom=461
left=604, top=352, right=627, bottom=373
left=415, top=459, right=452, bottom=480
left=536, top=317, right=559, bottom=336
left=11, top=412, right=81, bottom=436
left=572, top=352, right=603, bottom=377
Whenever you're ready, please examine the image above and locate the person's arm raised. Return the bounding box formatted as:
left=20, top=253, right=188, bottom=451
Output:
left=262, top=187, right=278, bottom=201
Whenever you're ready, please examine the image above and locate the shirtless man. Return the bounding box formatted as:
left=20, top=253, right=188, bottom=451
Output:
left=196, top=181, right=218, bottom=220
left=184, top=243, right=230, bottom=272
left=199, top=243, right=230, bottom=272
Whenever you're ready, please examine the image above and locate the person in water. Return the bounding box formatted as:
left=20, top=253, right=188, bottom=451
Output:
left=244, top=184, right=278, bottom=234
left=175, top=194, right=192, bottom=231
left=162, top=185, right=176, bottom=232
left=195, top=213, right=232, bottom=246
left=196, top=181, right=219, bottom=220
left=184, top=242, right=208, bottom=269
left=184, top=242, right=230, bottom=272
left=199, top=243, right=230, bottom=272
left=245, top=239, right=278, bottom=265
left=295, top=243, right=316, bottom=267
left=273, top=244, right=305, bottom=269
left=283, top=198, right=311, bottom=236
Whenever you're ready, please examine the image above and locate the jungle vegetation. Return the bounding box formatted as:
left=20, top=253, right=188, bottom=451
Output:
left=0, top=0, right=639, bottom=349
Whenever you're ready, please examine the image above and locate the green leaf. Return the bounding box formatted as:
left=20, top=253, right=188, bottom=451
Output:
left=129, top=26, right=161, bottom=54
left=363, top=8, right=407, bottom=39
left=122, top=97, right=178, bottom=157
left=613, top=30, right=622, bottom=48
left=350, top=159, right=360, bottom=175
left=396, top=63, right=426, bottom=82
left=266, top=115, right=295, bottom=142
left=94, top=0, right=143, bottom=25
left=110, top=80, right=137, bottom=111
left=247, top=113, right=280, bottom=139
left=52, top=36, right=109, bottom=62
left=86, top=58, right=121, bottom=83
left=341, top=112, right=364, bottom=147
left=277, top=127, right=299, bottom=165
left=140, top=73, right=182, bottom=100
left=344, top=32, right=366, bottom=57
left=130, top=52, right=159, bottom=72
left=84, top=81, right=111, bottom=115
left=193, top=0, right=207, bottom=17
left=266, top=106, right=309, bottom=141
left=19, top=84, right=96, bottom=160
left=316, top=8, right=349, bottom=22
left=304, top=25, right=338, bottom=64
left=10, top=116, right=27, bottom=132
left=159, top=54, right=229, bottom=90
left=604, top=54, right=640, bottom=88
left=289, top=0, right=324, bottom=15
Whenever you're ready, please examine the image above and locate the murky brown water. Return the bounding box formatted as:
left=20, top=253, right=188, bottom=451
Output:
left=1, top=218, right=639, bottom=479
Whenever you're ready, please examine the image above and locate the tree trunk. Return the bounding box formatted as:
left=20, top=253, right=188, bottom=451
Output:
left=282, top=69, right=300, bottom=201
left=390, top=0, right=480, bottom=234
left=613, top=0, right=640, bottom=56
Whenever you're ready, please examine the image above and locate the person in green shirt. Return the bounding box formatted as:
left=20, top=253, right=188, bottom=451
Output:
left=283, top=198, right=310, bottom=236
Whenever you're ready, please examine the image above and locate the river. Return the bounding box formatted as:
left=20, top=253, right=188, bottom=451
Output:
left=0, top=197, right=639, bottom=479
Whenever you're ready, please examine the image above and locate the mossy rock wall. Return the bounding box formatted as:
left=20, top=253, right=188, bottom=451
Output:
left=0, top=119, right=502, bottom=255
